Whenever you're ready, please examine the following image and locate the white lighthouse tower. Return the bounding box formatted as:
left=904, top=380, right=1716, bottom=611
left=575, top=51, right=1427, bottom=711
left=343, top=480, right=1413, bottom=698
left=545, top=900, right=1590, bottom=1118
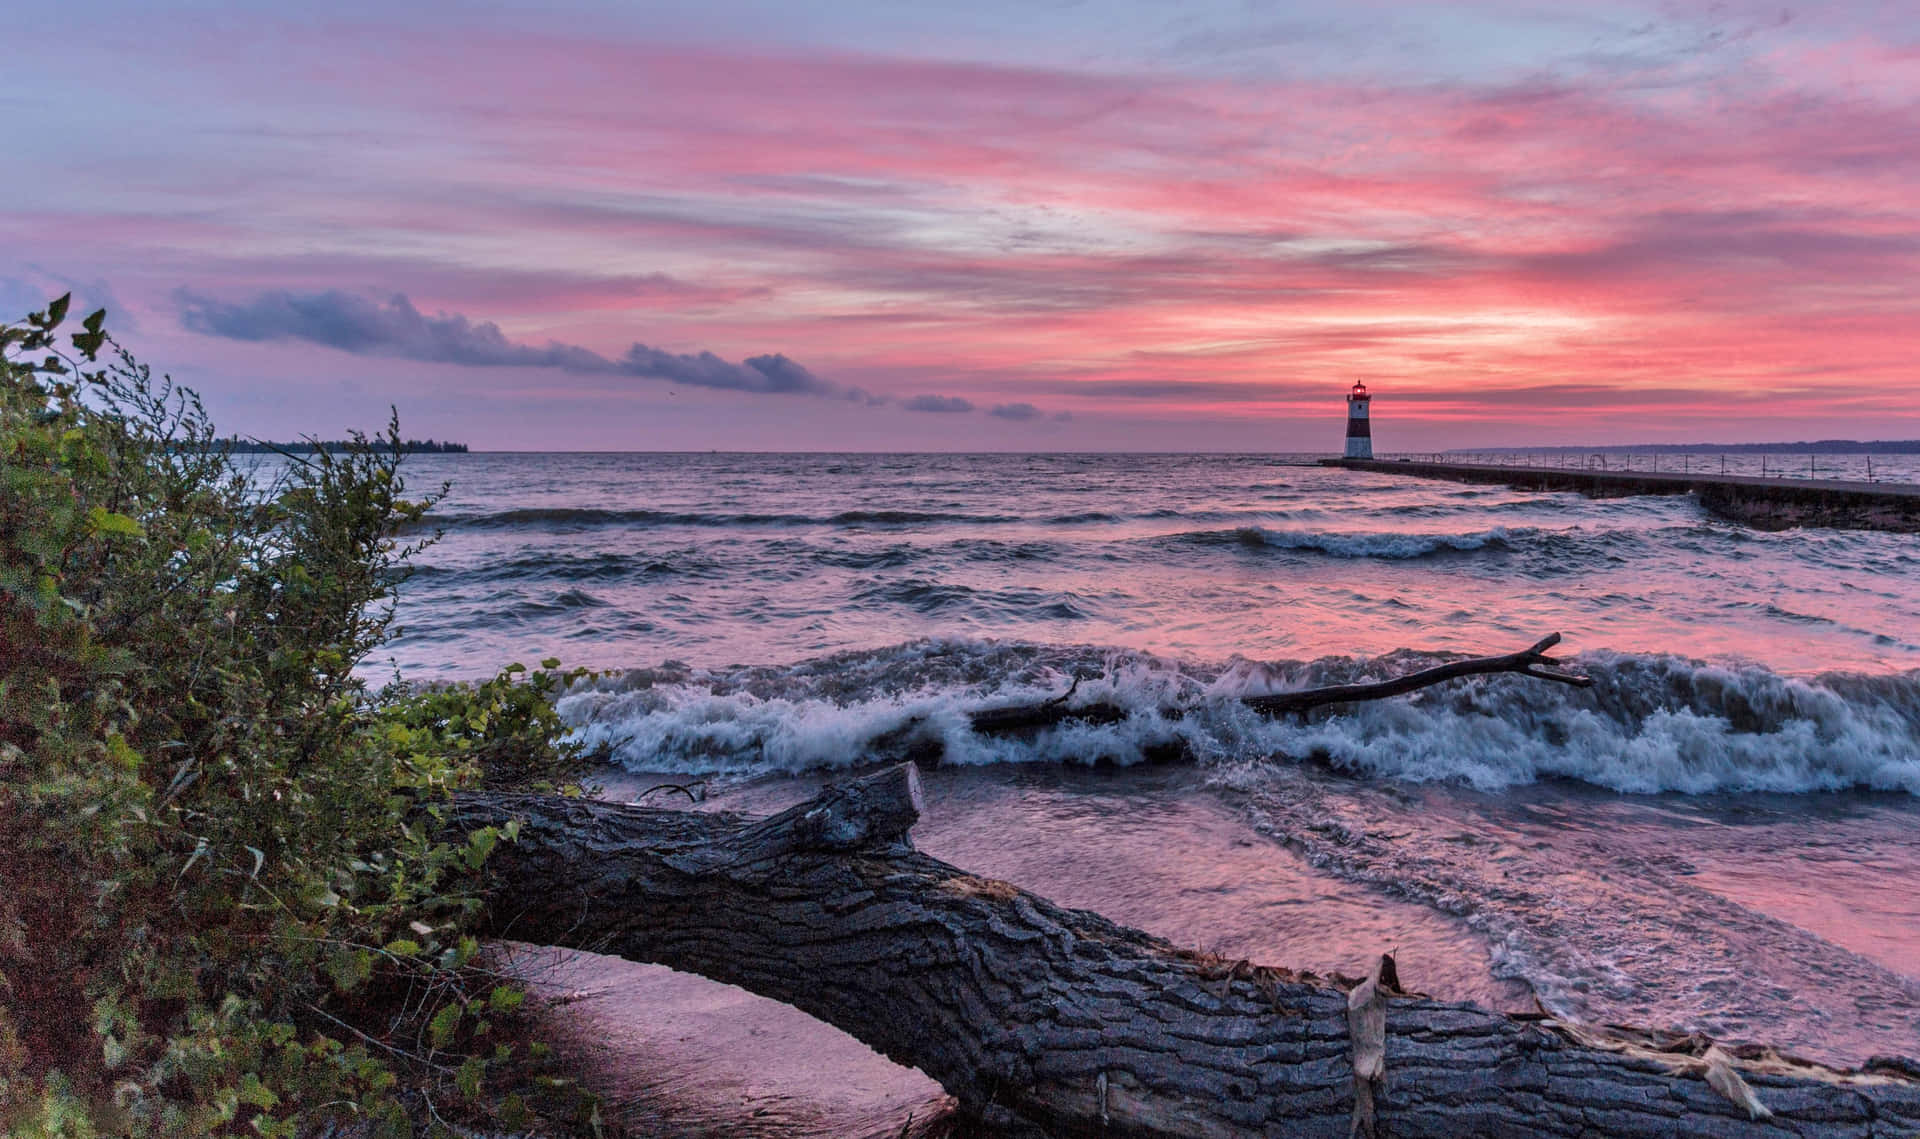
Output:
left=1344, top=381, right=1373, bottom=459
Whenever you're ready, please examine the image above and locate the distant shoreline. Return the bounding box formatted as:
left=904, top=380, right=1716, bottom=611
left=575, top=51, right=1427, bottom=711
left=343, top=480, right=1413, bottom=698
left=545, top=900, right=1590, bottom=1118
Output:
left=221, top=438, right=469, bottom=454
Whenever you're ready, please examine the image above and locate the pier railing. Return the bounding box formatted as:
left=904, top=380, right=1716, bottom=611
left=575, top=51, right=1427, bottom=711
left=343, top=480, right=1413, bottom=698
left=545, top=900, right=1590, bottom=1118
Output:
left=1375, top=452, right=1914, bottom=485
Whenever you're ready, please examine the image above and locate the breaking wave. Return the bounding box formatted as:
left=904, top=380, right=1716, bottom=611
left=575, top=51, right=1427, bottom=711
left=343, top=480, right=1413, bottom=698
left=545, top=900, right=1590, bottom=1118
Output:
left=557, top=640, right=1920, bottom=795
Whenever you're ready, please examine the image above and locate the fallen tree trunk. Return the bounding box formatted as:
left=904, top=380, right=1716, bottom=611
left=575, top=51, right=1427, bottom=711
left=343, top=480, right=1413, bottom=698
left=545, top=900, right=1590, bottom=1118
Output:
left=966, top=633, right=1591, bottom=737
left=454, top=765, right=1920, bottom=1138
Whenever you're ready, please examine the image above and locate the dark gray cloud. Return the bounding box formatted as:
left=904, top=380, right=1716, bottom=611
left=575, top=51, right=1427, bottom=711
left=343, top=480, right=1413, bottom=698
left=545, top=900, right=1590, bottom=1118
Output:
left=902, top=394, right=975, bottom=413
left=176, top=289, right=1073, bottom=416
left=179, top=288, right=609, bottom=369
left=177, top=288, right=838, bottom=397
left=617, top=343, right=832, bottom=394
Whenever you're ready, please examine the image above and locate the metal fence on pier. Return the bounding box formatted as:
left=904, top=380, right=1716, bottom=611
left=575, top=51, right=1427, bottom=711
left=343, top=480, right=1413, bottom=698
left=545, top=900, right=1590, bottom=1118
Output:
left=1377, top=452, right=1917, bottom=485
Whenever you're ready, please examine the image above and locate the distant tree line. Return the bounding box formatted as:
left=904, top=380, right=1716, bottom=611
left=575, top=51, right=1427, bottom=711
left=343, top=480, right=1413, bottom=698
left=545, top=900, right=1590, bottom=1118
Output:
left=220, top=436, right=470, bottom=453
left=1455, top=440, right=1920, bottom=455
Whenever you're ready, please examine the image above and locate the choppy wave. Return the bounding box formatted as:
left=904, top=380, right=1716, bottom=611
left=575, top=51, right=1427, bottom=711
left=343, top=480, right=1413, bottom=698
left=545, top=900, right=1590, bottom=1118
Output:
left=1228, top=525, right=1521, bottom=558
left=409, top=550, right=722, bottom=583
left=1159, top=521, right=1746, bottom=565
left=426, top=507, right=1025, bottom=530
left=425, top=505, right=1341, bottom=531
left=849, top=579, right=1092, bottom=620
left=424, top=504, right=1449, bottom=534
left=429, top=507, right=807, bottom=529
left=557, top=639, right=1920, bottom=795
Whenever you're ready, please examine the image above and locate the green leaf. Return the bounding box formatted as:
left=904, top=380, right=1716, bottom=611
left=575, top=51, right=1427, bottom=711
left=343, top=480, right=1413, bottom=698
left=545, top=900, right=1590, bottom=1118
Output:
left=47, top=292, right=70, bottom=326
left=540, top=657, right=561, bottom=670
left=238, top=1072, right=279, bottom=1110
left=465, top=826, right=499, bottom=868
left=326, top=947, right=374, bottom=992
left=488, top=985, right=524, bottom=1012
left=87, top=507, right=145, bottom=538
left=427, top=1001, right=462, bottom=1050
left=456, top=1056, right=484, bottom=1100
left=83, top=307, right=105, bottom=333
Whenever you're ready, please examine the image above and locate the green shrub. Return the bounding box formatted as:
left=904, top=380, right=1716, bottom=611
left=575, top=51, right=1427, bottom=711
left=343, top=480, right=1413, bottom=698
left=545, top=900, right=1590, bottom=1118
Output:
left=1, top=296, right=592, bottom=1135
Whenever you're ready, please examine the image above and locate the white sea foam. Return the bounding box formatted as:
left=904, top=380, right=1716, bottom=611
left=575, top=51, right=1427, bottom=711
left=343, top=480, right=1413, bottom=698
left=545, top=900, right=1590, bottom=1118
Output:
left=557, top=641, right=1920, bottom=795
left=1226, top=761, right=1920, bottom=1064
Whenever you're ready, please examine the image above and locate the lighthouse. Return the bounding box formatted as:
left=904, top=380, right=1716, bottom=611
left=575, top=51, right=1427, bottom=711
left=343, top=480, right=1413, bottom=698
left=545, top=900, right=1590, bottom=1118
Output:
left=1344, top=381, right=1373, bottom=459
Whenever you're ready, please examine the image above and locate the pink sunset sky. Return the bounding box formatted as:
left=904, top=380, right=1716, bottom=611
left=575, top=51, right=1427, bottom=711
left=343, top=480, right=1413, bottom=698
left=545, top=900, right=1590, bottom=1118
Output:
left=6, top=1, right=1919, bottom=451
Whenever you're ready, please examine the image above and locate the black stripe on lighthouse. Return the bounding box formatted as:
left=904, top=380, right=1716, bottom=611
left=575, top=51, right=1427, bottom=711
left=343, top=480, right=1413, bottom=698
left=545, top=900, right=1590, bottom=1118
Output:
left=1346, top=417, right=1371, bottom=438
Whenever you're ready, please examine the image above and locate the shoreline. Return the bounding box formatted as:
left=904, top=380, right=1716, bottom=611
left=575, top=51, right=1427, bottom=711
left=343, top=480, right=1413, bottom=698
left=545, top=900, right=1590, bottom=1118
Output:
left=481, top=757, right=1920, bottom=1136
left=514, top=762, right=1546, bottom=1135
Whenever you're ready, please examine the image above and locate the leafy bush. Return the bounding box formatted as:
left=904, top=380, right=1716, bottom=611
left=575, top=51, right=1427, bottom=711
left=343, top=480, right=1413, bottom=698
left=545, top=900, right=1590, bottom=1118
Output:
left=1, top=297, right=593, bottom=1135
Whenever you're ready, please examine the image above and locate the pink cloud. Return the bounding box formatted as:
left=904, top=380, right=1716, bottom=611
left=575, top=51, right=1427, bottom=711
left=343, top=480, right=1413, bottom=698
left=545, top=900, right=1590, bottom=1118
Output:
left=17, top=16, right=1920, bottom=443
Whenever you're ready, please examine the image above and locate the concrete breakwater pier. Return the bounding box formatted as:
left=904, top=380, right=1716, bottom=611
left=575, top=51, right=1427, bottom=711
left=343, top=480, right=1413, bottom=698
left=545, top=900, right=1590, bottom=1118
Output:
left=1323, top=457, right=1920, bottom=532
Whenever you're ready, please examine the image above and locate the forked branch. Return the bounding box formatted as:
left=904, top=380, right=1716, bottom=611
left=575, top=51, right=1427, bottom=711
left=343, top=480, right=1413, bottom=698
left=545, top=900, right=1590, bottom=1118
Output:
left=966, top=631, right=1592, bottom=736
left=1239, top=631, right=1591, bottom=718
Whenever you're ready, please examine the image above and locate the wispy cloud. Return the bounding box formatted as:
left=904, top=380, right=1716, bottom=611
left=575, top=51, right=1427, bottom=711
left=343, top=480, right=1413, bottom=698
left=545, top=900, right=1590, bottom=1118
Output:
left=172, top=288, right=1078, bottom=422
left=13, top=5, right=1920, bottom=444
left=177, top=289, right=847, bottom=397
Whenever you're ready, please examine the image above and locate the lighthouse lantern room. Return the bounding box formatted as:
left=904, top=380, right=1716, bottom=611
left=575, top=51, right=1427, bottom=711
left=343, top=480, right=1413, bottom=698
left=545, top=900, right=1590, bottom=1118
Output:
left=1344, top=381, right=1373, bottom=459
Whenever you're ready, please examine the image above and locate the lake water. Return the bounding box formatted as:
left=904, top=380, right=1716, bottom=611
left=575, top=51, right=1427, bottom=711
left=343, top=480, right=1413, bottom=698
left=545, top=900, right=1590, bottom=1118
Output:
left=368, top=452, right=1920, bottom=1072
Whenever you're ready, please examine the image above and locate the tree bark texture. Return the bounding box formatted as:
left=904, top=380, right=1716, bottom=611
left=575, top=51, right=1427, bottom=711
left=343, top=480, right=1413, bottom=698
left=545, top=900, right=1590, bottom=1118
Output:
left=451, top=767, right=1920, bottom=1138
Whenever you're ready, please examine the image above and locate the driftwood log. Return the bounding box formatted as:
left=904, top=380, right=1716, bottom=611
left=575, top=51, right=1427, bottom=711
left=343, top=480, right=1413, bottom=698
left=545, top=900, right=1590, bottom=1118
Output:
left=965, top=633, right=1592, bottom=737
left=454, top=765, right=1920, bottom=1138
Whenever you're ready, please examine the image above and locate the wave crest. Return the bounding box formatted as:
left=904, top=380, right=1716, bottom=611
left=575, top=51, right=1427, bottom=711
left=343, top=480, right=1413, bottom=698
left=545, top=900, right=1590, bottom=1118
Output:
left=556, top=640, right=1920, bottom=795
left=1171, top=525, right=1523, bottom=558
